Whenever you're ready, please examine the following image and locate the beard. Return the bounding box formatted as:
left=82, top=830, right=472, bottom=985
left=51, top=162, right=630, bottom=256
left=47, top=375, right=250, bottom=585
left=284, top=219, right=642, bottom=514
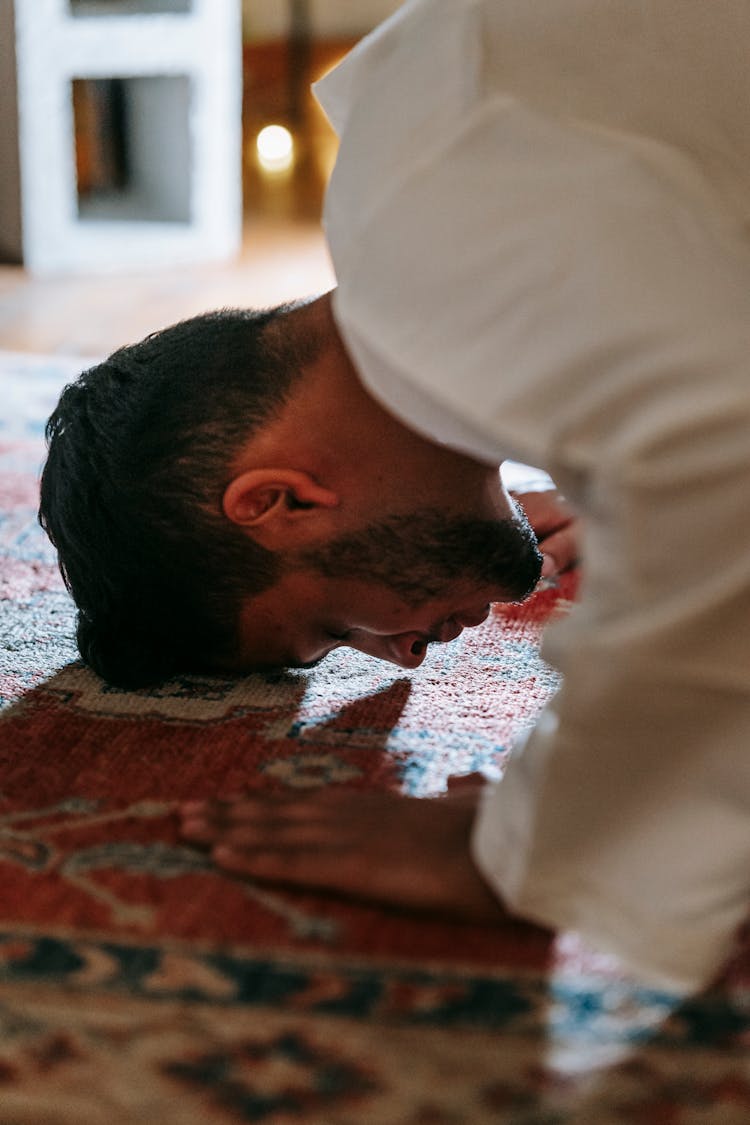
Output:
left=294, top=502, right=542, bottom=606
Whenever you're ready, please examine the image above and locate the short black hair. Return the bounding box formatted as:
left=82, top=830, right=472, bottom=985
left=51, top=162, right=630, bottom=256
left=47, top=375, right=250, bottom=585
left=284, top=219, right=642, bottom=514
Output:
left=39, top=302, right=320, bottom=688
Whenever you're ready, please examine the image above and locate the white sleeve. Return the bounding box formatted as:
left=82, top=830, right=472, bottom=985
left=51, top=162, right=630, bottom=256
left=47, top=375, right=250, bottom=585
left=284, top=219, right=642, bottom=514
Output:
left=473, top=417, right=750, bottom=991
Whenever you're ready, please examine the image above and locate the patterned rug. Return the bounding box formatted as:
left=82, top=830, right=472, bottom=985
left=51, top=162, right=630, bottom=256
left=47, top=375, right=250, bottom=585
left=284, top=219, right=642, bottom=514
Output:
left=1, top=350, right=749, bottom=1124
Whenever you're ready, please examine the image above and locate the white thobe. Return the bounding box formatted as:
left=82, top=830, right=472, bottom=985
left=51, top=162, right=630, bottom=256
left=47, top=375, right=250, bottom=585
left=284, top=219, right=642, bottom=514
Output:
left=315, top=0, right=750, bottom=990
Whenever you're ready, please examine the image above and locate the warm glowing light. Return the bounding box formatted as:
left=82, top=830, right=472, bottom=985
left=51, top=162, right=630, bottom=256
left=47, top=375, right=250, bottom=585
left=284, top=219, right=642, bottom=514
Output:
left=256, top=125, right=294, bottom=172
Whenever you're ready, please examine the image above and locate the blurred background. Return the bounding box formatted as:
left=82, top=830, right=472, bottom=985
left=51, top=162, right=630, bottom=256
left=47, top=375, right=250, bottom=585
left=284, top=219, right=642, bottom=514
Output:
left=241, top=0, right=401, bottom=221
left=0, top=0, right=402, bottom=356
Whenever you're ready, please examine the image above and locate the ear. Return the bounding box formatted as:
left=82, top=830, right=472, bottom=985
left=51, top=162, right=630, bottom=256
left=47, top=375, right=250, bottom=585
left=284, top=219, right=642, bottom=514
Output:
left=222, top=468, right=339, bottom=548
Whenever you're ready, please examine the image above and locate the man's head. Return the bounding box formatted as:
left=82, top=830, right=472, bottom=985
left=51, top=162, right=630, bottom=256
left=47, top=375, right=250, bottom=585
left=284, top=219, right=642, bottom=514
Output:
left=39, top=299, right=317, bottom=686
left=40, top=292, right=542, bottom=687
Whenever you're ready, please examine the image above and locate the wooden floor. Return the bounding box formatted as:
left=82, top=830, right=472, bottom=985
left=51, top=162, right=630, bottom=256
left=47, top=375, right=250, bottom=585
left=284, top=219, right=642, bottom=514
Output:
left=0, top=216, right=335, bottom=359
left=0, top=37, right=355, bottom=361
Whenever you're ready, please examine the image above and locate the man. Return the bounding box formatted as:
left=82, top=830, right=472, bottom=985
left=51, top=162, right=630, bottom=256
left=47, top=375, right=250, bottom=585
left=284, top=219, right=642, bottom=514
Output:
left=43, top=0, right=750, bottom=991
left=40, top=294, right=571, bottom=685
left=180, top=0, right=750, bottom=993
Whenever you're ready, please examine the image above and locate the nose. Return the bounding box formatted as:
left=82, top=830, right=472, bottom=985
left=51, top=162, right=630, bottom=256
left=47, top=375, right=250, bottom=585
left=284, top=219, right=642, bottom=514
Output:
left=455, top=605, right=491, bottom=628
left=437, top=619, right=463, bottom=643
left=345, top=630, right=429, bottom=669
left=434, top=605, right=491, bottom=643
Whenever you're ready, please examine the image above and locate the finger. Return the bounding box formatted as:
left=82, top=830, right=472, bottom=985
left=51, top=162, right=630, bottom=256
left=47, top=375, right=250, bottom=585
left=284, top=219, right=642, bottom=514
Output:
left=217, top=823, right=351, bottom=848
left=211, top=843, right=357, bottom=890
left=515, top=490, right=574, bottom=537
left=181, top=804, right=355, bottom=850
left=180, top=816, right=215, bottom=843
left=538, top=523, right=580, bottom=573
left=180, top=796, right=331, bottom=827
left=541, top=553, right=557, bottom=579
left=182, top=797, right=280, bottom=821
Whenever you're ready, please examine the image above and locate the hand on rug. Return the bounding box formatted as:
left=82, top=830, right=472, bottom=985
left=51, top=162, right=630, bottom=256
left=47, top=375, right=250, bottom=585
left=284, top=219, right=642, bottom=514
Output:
left=179, top=781, right=509, bottom=924
left=512, top=488, right=580, bottom=579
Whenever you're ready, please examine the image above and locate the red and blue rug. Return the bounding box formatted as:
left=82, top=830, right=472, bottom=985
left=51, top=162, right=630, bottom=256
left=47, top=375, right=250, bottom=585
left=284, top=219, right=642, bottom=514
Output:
left=1, top=349, right=749, bottom=1123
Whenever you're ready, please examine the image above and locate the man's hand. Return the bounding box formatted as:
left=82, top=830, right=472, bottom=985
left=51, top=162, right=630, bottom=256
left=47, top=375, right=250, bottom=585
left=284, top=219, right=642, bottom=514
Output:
left=512, top=489, right=580, bottom=579
left=179, top=782, right=508, bottom=924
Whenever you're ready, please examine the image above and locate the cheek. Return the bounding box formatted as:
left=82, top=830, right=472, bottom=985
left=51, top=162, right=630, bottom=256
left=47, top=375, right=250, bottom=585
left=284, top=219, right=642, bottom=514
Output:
left=337, top=587, right=416, bottom=633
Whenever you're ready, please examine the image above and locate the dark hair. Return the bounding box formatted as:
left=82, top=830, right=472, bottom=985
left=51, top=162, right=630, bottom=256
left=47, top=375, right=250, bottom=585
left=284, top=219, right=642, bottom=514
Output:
left=39, top=303, right=320, bottom=688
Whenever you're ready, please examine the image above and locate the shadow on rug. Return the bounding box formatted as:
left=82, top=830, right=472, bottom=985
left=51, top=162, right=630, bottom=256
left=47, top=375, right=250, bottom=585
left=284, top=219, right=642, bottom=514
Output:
left=1, top=350, right=749, bottom=1123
